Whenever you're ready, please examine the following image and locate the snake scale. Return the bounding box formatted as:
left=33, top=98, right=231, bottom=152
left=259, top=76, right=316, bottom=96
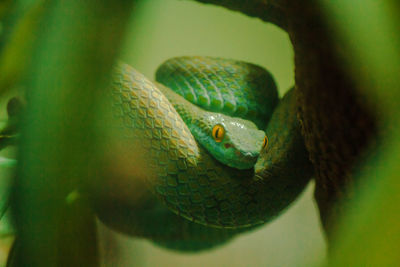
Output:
left=93, top=56, right=313, bottom=251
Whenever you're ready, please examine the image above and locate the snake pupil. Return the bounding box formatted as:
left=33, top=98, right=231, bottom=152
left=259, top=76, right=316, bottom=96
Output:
left=212, top=124, right=225, bottom=142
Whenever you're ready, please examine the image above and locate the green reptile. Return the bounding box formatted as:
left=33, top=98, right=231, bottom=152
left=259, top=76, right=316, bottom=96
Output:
left=94, top=56, right=313, bottom=251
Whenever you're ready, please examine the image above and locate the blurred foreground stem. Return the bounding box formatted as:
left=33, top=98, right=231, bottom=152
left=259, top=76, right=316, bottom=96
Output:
left=10, top=0, right=135, bottom=266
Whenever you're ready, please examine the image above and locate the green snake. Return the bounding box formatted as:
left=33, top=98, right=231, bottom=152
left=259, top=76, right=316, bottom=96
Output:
left=94, top=56, right=313, bottom=251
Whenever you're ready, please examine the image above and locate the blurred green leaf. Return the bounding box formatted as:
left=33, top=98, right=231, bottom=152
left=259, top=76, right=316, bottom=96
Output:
left=0, top=157, right=15, bottom=237
left=323, top=0, right=400, bottom=266
left=9, top=0, right=136, bottom=266
left=0, top=0, right=46, bottom=95
left=0, top=0, right=13, bottom=20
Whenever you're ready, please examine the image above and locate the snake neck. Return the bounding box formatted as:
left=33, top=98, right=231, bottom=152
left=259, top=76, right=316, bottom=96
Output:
left=155, top=82, right=214, bottom=147
left=156, top=82, right=203, bottom=126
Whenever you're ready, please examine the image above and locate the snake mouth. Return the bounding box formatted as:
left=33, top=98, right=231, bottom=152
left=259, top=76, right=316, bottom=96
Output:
left=227, top=150, right=258, bottom=169
left=228, top=145, right=258, bottom=164
left=212, top=142, right=259, bottom=169
left=223, top=142, right=258, bottom=162
left=243, top=153, right=258, bottom=163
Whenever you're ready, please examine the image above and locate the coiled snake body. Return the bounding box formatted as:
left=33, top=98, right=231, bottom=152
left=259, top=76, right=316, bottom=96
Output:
left=95, top=56, right=312, bottom=251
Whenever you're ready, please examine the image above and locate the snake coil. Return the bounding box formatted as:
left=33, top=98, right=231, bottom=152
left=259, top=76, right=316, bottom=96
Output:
left=93, top=57, right=313, bottom=251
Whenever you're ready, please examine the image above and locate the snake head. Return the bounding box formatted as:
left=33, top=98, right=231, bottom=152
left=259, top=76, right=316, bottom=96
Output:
left=190, top=112, right=266, bottom=170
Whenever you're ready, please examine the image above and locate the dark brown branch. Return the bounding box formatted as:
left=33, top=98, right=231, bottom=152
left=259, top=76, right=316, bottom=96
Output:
left=285, top=1, right=377, bottom=240
left=190, top=0, right=378, bottom=241
left=190, top=0, right=288, bottom=30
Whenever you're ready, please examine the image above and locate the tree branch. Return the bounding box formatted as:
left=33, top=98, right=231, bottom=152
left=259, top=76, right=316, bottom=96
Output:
left=190, top=0, right=378, bottom=241
left=190, top=0, right=288, bottom=30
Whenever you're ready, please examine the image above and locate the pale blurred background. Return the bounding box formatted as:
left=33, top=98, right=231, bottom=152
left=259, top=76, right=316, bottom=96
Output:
left=98, top=0, right=326, bottom=266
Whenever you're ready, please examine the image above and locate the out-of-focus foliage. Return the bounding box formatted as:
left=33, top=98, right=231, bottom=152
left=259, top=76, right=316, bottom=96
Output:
left=324, top=0, right=400, bottom=266
left=0, top=0, right=13, bottom=20
left=0, top=0, right=46, bottom=95
left=4, top=0, right=136, bottom=266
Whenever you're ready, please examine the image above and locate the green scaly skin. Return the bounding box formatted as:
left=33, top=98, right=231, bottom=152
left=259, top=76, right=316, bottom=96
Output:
left=94, top=57, right=313, bottom=251
left=156, top=81, right=266, bottom=170
left=155, top=56, right=278, bottom=129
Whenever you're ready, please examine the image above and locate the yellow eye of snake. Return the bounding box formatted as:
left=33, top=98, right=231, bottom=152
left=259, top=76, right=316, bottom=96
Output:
left=212, top=124, right=225, bottom=142
left=262, top=136, right=268, bottom=149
